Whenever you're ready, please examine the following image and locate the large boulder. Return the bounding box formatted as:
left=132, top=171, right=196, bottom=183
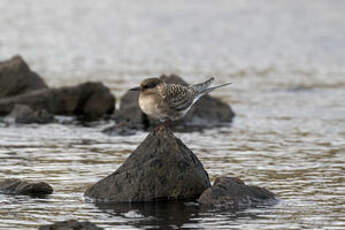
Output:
left=39, top=220, right=104, bottom=230
left=85, top=125, right=211, bottom=202
left=0, top=82, right=115, bottom=121
left=198, top=177, right=277, bottom=211
left=0, top=178, right=53, bottom=196
left=105, top=74, right=234, bottom=135
left=0, top=55, right=48, bottom=99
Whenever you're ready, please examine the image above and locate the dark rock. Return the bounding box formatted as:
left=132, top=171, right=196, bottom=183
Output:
left=39, top=219, right=104, bottom=230
left=107, top=74, right=234, bottom=135
left=0, top=55, right=48, bottom=99
left=182, top=94, right=233, bottom=125
left=5, top=104, right=54, bottom=124
left=0, top=178, right=53, bottom=195
left=85, top=125, right=210, bottom=202
left=198, top=177, right=277, bottom=211
left=113, top=89, right=146, bottom=129
left=0, top=82, right=115, bottom=121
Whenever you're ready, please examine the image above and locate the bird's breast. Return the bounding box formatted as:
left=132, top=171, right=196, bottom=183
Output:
left=138, top=93, right=162, bottom=119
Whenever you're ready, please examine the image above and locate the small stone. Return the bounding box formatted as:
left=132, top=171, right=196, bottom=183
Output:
left=198, top=177, right=277, bottom=211
left=0, top=178, right=53, bottom=196
left=5, top=104, right=54, bottom=124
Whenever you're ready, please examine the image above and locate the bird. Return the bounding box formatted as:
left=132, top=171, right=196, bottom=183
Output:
left=130, top=77, right=231, bottom=122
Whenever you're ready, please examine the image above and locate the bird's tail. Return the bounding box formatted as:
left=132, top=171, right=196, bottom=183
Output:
left=192, top=77, right=232, bottom=103
left=200, top=82, right=232, bottom=95
left=191, top=77, right=215, bottom=93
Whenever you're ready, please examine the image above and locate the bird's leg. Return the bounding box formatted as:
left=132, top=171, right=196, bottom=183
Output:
left=142, top=113, right=150, bottom=131
left=160, top=119, right=172, bottom=128
left=154, top=119, right=170, bottom=132
left=163, top=119, right=170, bottom=127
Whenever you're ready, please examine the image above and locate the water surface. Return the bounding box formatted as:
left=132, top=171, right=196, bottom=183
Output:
left=1, top=1, right=345, bottom=229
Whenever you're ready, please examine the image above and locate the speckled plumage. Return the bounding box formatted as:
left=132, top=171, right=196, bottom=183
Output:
left=135, top=77, right=231, bottom=121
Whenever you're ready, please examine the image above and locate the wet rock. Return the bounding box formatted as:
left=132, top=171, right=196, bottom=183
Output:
left=85, top=125, right=211, bottom=202
left=0, top=178, right=53, bottom=195
left=0, top=82, right=115, bottom=121
left=198, top=177, right=277, bottom=211
left=0, top=55, right=48, bottom=99
left=39, top=219, right=104, bottom=230
left=107, top=74, right=234, bottom=135
left=5, top=104, right=54, bottom=124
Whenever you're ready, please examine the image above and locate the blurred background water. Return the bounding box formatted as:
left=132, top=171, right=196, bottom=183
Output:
left=0, top=0, right=345, bottom=229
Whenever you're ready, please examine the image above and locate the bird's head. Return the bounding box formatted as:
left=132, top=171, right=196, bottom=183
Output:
left=130, top=78, right=164, bottom=93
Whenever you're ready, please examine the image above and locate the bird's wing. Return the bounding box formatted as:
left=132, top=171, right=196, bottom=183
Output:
left=191, top=77, right=214, bottom=93
left=162, top=84, right=196, bottom=111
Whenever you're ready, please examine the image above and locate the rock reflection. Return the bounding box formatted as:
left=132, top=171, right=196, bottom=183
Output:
left=95, top=201, right=200, bottom=229
left=94, top=201, right=277, bottom=229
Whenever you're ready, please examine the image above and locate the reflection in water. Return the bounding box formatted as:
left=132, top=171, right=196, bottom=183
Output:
left=96, top=201, right=200, bottom=229
left=94, top=201, right=275, bottom=229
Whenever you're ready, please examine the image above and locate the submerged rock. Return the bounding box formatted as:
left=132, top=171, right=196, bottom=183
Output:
left=0, top=55, right=48, bottom=99
left=39, top=219, right=104, bottom=230
left=85, top=125, right=210, bottom=202
left=198, top=177, right=277, bottom=211
left=5, top=104, right=54, bottom=124
left=0, top=82, right=115, bottom=121
left=0, top=178, right=53, bottom=195
left=105, top=74, right=234, bottom=135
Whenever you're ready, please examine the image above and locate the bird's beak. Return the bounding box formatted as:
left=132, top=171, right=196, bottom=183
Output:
left=130, top=87, right=140, bottom=91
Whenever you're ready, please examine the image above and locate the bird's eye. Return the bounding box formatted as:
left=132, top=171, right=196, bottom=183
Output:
left=144, top=83, right=155, bottom=89
left=142, top=80, right=160, bottom=90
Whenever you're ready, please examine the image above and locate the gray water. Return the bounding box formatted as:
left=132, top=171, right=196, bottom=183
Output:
left=1, top=1, right=345, bottom=229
